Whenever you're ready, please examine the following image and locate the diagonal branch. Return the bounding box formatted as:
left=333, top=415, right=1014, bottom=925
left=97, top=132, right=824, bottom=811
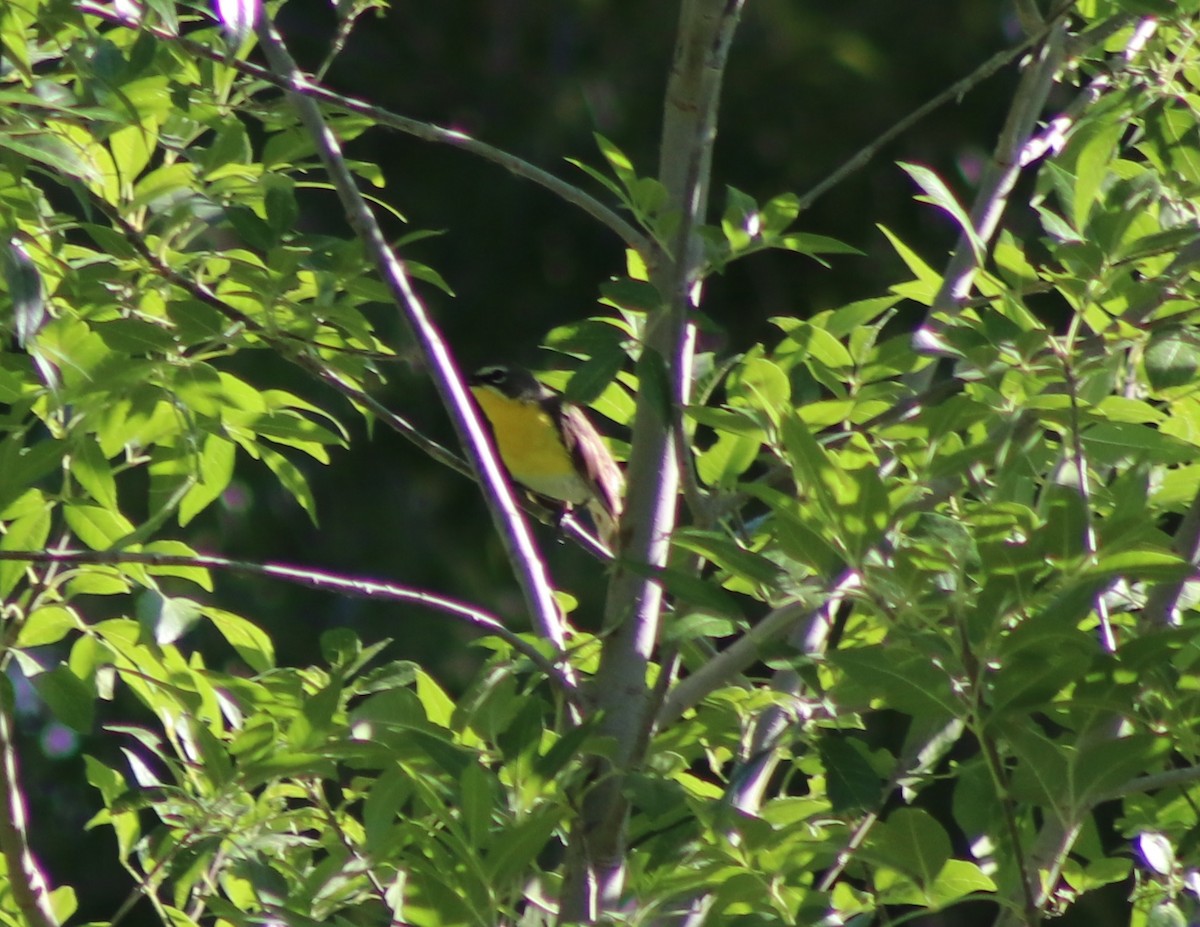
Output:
left=0, top=548, right=577, bottom=695
left=800, top=1, right=1081, bottom=213
left=909, top=17, right=1069, bottom=373
left=253, top=14, right=575, bottom=679
left=75, top=1, right=649, bottom=255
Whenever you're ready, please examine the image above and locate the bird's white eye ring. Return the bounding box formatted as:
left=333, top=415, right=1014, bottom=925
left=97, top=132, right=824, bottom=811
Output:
left=476, top=366, right=507, bottom=385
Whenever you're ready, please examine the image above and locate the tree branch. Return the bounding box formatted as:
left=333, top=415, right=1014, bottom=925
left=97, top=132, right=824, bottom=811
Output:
left=0, top=548, right=578, bottom=696
left=910, top=17, right=1069, bottom=372
left=253, top=14, right=577, bottom=683
left=799, top=3, right=1077, bottom=213
left=559, top=1, right=745, bottom=919
left=75, top=1, right=649, bottom=255
left=0, top=687, right=59, bottom=927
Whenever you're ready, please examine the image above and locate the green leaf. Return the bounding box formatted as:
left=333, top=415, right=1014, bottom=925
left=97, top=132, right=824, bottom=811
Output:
left=593, top=132, right=637, bottom=189
left=696, top=429, right=763, bottom=487
left=987, top=624, right=1095, bottom=717
left=263, top=173, right=299, bottom=234
left=16, top=606, right=81, bottom=648
left=30, top=664, right=95, bottom=733
left=0, top=132, right=100, bottom=187
left=63, top=503, right=136, bottom=550
left=926, top=859, right=996, bottom=905
left=1070, top=121, right=1124, bottom=231
left=1082, top=422, right=1196, bottom=466
left=727, top=356, right=791, bottom=418
left=258, top=445, right=318, bottom=524
left=544, top=316, right=630, bottom=356
left=819, top=737, right=880, bottom=813
left=0, top=437, right=63, bottom=514
left=900, top=162, right=985, bottom=263
left=777, top=231, right=861, bottom=259
left=621, top=560, right=743, bottom=617
left=459, top=762, right=498, bottom=850
left=1145, top=901, right=1187, bottom=927
left=108, top=120, right=157, bottom=186
left=137, top=590, right=203, bottom=645
left=879, top=224, right=942, bottom=303
left=485, top=805, right=562, bottom=885
left=416, top=669, right=455, bottom=728
left=564, top=351, right=625, bottom=406
left=783, top=322, right=854, bottom=369
left=672, top=528, right=783, bottom=587
left=363, top=768, right=412, bottom=854
left=781, top=413, right=843, bottom=524
left=0, top=501, right=51, bottom=598
left=769, top=504, right=845, bottom=575
left=201, top=606, right=275, bottom=672
left=69, top=437, right=118, bottom=510
left=865, top=808, right=952, bottom=887
left=1088, top=547, right=1188, bottom=582
left=1144, top=328, right=1200, bottom=392
left=598, top=277, right=662, bottom=314
left=2, top=237, right=46, bottom=348
left=179, top=435, right=236, bottom=525
left=93, top=318, right=179, bottom=355
left=830, top=645, right=963, bottom=720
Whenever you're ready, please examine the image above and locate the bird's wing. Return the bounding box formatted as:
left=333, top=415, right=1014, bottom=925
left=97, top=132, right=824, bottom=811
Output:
left=558, top=402, right=624, bottom=521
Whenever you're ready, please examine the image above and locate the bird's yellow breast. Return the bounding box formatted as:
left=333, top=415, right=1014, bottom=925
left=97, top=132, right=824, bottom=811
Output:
left=470, top=387, right=590, bottom=505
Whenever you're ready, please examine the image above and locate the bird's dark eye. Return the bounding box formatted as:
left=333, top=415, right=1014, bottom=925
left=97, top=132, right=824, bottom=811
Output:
left=477, top=366, right=507, bottom=385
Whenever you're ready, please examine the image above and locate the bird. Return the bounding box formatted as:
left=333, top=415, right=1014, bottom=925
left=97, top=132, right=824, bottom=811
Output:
left=468, top=365, right=624, bottom=550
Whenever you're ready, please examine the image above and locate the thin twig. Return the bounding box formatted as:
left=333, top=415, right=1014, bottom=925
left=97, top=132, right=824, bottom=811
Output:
left=818, top=718, right=967, bottom=894
left=74, top=1, right=649, bottom=255
left=799, top=2, right=1079, bottom=213
left=656, top=597, right=816, bottom=729
left=1097, top=762, right=1200, bottom=803
left=1056, top=344, right=1116, bottom=651
left=1142, top=489, right=1200, bottom=626
left=306, top=780, right=414, bottom=926
left=0, top=548, right=578, bottom=697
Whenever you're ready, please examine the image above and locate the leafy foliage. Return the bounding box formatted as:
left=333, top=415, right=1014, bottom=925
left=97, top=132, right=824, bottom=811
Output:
left=4, top=2, right=1200, bottom=927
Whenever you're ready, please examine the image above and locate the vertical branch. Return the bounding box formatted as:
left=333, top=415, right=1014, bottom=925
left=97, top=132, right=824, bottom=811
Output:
left=559, top=0, right=745, bottom=920
left=0, top=679, right=59, bottom=927
left=252, top=17, right=576, bottom=683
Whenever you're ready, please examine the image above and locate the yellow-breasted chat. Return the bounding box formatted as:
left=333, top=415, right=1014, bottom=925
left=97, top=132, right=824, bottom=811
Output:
left=468, top=365, right=623, bottom=549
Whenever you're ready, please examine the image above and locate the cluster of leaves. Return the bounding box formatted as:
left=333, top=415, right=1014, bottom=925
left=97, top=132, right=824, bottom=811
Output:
left=81, top=627, right=588, bottom=927
left=6, top=2, right=1200, bottom=927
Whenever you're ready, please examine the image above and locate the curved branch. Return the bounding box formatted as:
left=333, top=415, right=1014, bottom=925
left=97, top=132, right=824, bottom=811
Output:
left=75, top=2, right=649, bottom=255
left=0, top=549, right=578, bottom=695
